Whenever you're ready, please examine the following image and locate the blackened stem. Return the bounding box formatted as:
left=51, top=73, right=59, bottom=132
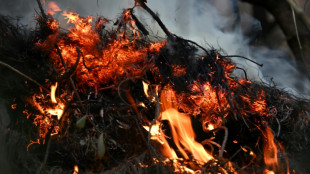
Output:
left=136, top=0, right=173, bottom=39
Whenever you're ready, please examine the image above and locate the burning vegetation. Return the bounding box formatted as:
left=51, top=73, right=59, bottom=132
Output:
left=1, top=0, right=310, bottom=173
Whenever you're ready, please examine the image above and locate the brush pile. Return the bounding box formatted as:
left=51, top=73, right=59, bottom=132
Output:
left=1, top=0, right=310, bottom=173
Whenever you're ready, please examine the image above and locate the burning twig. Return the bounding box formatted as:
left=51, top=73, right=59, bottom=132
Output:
left=130, top=11, right=149, bottom=36
left=57, top=47, right=82, bottom=81
left=55, top=44, right=86, bottom=113
left=217, top=126, right=228, bottom=159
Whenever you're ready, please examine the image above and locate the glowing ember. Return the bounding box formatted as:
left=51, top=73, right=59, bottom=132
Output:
left=11, top=104, right=17, bottom=109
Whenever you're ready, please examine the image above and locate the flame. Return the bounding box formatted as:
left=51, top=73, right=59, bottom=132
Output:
left=142, top=81, right=149, bottom=97
left=38, top=11, right=165, bottom=87
left=263, top=126, right=279, bottom=172
left=51, top=82, right=58, bottom=103
left=159, top=88, right=213, bottom=163
left=47, top=1, right=61, bottom=16
left=73, top=165, right=79, bottom=174
left=207, top=124, right=214, bottom=131
left=29, top=83, right=66, bottom=140
left=47, top=103, right=65, bottom=120
left=11, top=104, right=17, bottom=109
left=240, top=90, right=267, bottom=116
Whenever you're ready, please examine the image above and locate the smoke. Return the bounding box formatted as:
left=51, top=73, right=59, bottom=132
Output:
left=142, top=0, right=310, bottom=96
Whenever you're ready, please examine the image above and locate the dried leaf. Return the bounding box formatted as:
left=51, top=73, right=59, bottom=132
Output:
left=97, top=132, right=105, bottom=159
left=76, top=115, right=87, bottom=129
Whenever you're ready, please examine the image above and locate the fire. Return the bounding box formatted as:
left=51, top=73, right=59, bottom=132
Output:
left=38, top=10, right=165, bottom=87
left=29, top=83, right=66, bottom=141
left=51, top=82, right=58, bottom=103
left=240, top=90, right=268, bottom=116
left=207, top=124, right=214, bottom=131
left=263, top=126, right=279, bottom=172
left=47, top=103, right=65, bottom=120
left=142, top=81, right=149, bottom=98
left=47, top=1, right=61, bottom=16
left=73, top=165, right=79, bottom=174
left=23, top=1, right=293, bottom=173
left=150, top=88, right=214, bottom=165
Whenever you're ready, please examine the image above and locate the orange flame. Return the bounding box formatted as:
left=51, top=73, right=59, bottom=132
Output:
left=73, top=165, right=79, bottom=174
left=147, top=89, right=213, bottom=163
left=160, top=88, right=213, bottom=163
left=263, top=127, right=278, bottom=172
left=39, top=11, right=165, bottom=87
left=47, top=1, right=61, bottom=16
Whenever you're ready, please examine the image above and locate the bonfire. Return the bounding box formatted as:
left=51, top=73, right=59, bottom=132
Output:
left=1, top=0, right=310, bottom=173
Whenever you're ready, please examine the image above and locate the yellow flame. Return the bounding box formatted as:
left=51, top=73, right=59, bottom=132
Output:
left=142, top=81, right=149, bottom=98
left=47, top=103, right=65, bottom=120
left=51, top=82, right=58, bottom=103
left=159, top=88, right=213, bottom=163
left=73, top=165, right=79, bottom=174
left=207, top=124, right=214, bottom=131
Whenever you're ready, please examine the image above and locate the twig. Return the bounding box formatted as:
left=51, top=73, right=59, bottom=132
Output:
left=177, top=37, right=211, bottom=56
left=98, top=85, right=115, bottom=91
left=80, top=51, right=93, bottom=71
left=36, top=137, right=51, bottom=174
left=35, top=0, right=47, bottom=20
left=288, top=1, right=310, bottom=80
left=55, top=44, right=86, bottom=113
left=135, top=0, right=173, bottom=39
left=287, top=0, right=310, bottom=30
left=275, top=117, right=281, bottom=137
left=130, top=11, right=149, bottom=36
left=0, top=61, right=49, bottom=93
left=221, top=55, right=263, bottom=67
left=57, top=48, right=82, bottom=81
left=117, top=78, right=134, bottom=106
left=217, top=126, right=228, bottom=159
left=235, top=67, right=248, bottom=80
